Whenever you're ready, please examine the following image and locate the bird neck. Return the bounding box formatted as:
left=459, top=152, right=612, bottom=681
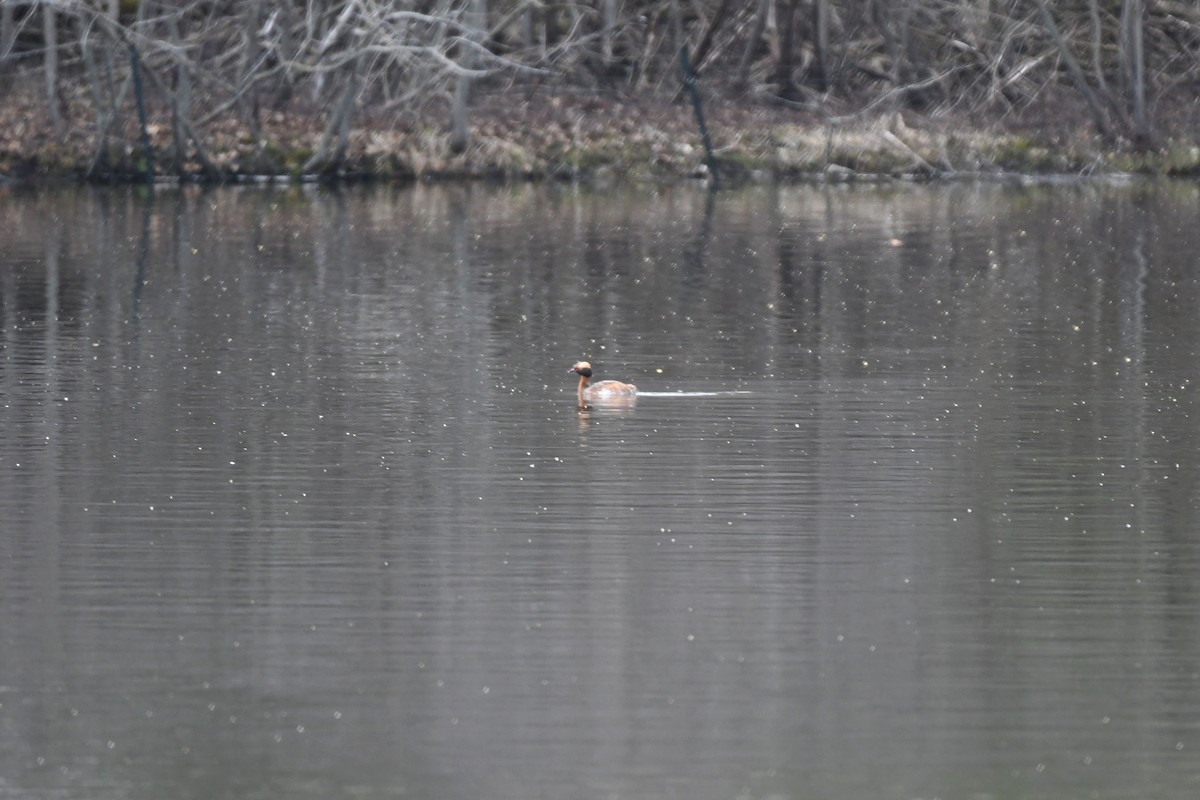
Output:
left=577, top=374, right=590, bottom=405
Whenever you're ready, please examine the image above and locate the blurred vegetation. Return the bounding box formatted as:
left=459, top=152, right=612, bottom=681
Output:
left=0, top=1, right=1197, bottom=180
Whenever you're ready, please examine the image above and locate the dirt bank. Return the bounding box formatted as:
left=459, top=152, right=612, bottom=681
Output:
left=3, top=79, right=1199, bottom=184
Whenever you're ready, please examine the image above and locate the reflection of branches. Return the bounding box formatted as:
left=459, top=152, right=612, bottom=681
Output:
left=681, top=187, right=716, bottom=289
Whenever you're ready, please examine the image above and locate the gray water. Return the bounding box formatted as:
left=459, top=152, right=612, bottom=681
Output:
left=2, top=180, right=1199, bottom=800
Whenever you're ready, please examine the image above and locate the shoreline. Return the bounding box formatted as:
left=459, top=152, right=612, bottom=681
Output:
left=4, top=1, right=1198, bottom=188
left=4, top=91, right=1200, bottom=187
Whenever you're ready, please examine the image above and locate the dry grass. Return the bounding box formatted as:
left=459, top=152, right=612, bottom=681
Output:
left=3, top=74, right=1200, bottom=183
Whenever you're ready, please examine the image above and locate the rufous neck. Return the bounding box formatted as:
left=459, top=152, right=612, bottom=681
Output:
left=577, top=375, right=589, bottom=405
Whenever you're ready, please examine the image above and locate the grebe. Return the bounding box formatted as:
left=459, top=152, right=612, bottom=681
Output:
left=571, top=361, right=637, bottom=405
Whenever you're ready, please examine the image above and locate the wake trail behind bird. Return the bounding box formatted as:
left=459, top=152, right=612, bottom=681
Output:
left=635, top=391, right=752, bottom=397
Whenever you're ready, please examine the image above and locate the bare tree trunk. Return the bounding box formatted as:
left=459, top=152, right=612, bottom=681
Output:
left=449, top=80, right=472, bottom=154
left=81, top=26, right=115, bottom=172
left=272, top=0, right=298, bottom=105
left=692, top=0, right=734, bottom=71
left=1088, top=0, right=1107, bottom=93
left=449, top=70, right=471, bottom=154
left=167, top=12, right=192, bottom=174
left=774, top=0, right=801, bottom=101
left=84, top=16, right=133, bottom=178
left=873, top=0, right=900, bottom=85
left=530, top=2, right=546, bottom=58
left=449, top=0, right=487, bottom=154
left=239, top=0, right=264, bottom=142
left=898, top=3, right=916, bottom=82
left=520, top=2, right=534, bottom=52
left=811, top=0, right=830, bottom=92
left=303, top=56, right=363, bottom=173
left=735, top=0, right=771, bottom=90
left=601, top=0, right=617, bottom=65
left=1, top=2, right=15, bottom=70
left=142, top=74, right=222, bottom=179
left=670, top=0, right=684, bottom=52
left=43, top=4, right=63, bottom=135
left=1030, top=0, right=1112, bottom=139
left=1120, top=0, right=1150, bottom=146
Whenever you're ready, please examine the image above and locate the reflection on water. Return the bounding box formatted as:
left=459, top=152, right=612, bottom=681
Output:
left=2, top=181, right=1200, bottom=799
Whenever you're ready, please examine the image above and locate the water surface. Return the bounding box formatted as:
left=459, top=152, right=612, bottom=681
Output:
left=2, top=180, right=1200, bottom=799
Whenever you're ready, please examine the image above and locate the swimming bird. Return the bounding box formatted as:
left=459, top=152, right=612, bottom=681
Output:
left=570, top=361, right=637, bottom=406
